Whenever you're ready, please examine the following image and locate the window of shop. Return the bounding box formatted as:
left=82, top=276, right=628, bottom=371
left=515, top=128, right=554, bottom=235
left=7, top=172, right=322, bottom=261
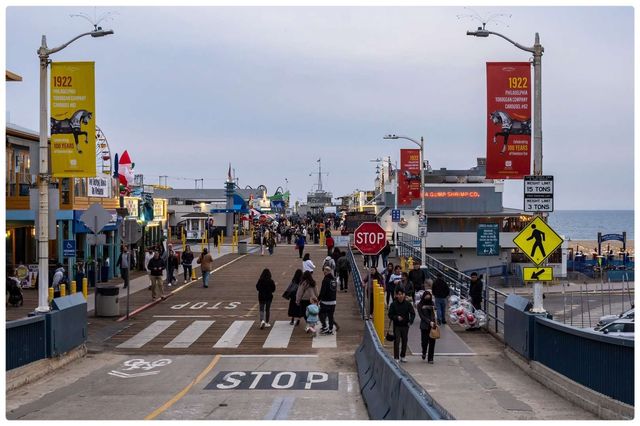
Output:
left=60, top=178, right=72, bottom=205
left=74, top=178, right=88, bottom=197
left=6, top=145, right=31, bottom=197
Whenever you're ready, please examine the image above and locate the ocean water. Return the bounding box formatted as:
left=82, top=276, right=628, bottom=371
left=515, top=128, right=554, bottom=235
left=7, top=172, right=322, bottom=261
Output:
left=547, top=210, right=634, bottom=241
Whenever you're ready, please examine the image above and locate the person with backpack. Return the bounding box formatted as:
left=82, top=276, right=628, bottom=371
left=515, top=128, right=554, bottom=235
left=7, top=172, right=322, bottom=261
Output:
left=51, top=264, right=66, bottom=298
left=284, top=269, right=303, bottom=325
left=181, top=245, right=194, bottom=283
left=336, top=251, right=350, bottom=293
left=256, top=268, right=276, bottom=329
left=319, top=266, right=340, bottom=335
left=322, top=255, right=336, bottom=276
left=431, top=272, right=450, bottom=325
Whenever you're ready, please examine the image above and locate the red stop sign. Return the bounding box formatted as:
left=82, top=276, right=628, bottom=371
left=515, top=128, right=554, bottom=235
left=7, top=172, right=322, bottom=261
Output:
left=354, top=222, right=387, bottom=255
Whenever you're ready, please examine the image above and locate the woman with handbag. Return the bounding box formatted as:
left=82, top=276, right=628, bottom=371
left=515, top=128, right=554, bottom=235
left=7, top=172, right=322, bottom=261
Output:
left=284, top=269, right=303, bottom=326
left=417, top=290, right=438, bottom=364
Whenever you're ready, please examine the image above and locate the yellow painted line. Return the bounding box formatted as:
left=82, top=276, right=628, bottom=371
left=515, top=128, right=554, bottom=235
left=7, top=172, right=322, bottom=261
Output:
left=145, top=354, right=221, bottom=420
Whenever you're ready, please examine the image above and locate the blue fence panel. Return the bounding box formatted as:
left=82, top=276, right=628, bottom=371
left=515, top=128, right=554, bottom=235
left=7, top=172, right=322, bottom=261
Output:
left=6, top=315, right=48, bottom=370
left=533, top=317, right=634, bottom=406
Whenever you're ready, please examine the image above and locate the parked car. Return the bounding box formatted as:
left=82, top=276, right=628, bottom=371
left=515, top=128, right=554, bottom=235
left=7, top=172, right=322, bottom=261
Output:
left=593, top=319, right=634, bottom=339
left=595, top=307, right=634, bottom=330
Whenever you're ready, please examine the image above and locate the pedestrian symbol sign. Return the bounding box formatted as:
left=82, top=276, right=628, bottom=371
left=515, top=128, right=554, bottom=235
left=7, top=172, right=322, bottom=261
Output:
left=523, top=267, right=553, bottom=282
left=513, top=217, right=563, bottom=266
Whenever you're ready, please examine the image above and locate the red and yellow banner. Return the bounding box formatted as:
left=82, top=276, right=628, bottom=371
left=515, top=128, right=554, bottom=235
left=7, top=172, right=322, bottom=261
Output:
left=50, top=62, right=96, bottom=177
left=486, top=62, right=531, bottom=179
left=398, top=148, right=421, bottom=206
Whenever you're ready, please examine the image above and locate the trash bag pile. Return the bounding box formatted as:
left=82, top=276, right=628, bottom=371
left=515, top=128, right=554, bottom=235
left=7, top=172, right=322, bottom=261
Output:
left=448, top=295, right=487, bottom=329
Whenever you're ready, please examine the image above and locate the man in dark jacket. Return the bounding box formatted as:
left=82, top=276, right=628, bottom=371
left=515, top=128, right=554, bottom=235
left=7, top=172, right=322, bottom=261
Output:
left=408, top=262, right=426, bottom=294
left=116, top=245, right=136, bottom=289
left=388, top=288, right=415, bottom=363
left=336, top=253, right=350, bottom=292
left=319, top=266, right=339, bottom=334
left=469, top=272, right=483, bottom=311
left=431, top=273, right=450, bottom=325
left=147, top=251, right=165, bottom=300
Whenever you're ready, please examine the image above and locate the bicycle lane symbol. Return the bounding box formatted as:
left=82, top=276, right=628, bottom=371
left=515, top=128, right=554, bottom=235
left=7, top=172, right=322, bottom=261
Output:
left=108, top=358, right=173, bottom=379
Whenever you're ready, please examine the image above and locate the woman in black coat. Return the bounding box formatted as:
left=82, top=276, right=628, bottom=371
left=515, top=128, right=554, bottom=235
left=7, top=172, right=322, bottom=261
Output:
left=256, top=268, right=276, bottom=329
left=417, top=290, right=437, bottom=363
left=285, top=269, right=304, bottom=325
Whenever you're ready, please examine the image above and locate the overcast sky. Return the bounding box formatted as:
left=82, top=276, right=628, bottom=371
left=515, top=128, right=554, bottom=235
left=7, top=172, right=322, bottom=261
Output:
left=4, top=5, right=635, bottom=209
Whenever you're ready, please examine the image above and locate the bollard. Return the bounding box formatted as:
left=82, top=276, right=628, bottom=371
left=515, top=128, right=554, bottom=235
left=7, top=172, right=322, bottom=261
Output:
left=319, top=231, right=325, bottom=247
left=372, top=279, right=384, bottom=342
left=191, top=268, right=197, bottom=280
left=60, top=284, right=66, bottom=297
left=378, top=286, right=386, bottom=343
left=48, top=287, right=54, bottom=303
left=82, top=277, right=88, bottom=300
left=400, top=256, right=406, bottom=272
left=70, top=280, right=77, bottom=294
left=408, top=256, right=414, bottom=271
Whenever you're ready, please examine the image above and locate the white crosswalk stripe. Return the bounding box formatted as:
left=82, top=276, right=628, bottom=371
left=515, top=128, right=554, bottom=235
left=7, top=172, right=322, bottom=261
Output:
left=117, top=320, right=175, bottom=349
left=213, top=320, right=254, bottom=348
left=262, top=321, right=295, bottom=348
left=164, top=320, right=215, bottom=348
left=312, top=331, right=337, bottom=348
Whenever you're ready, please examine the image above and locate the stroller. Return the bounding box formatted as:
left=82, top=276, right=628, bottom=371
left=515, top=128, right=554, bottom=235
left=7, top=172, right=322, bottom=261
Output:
left=7, top=277, right=24, bottom=307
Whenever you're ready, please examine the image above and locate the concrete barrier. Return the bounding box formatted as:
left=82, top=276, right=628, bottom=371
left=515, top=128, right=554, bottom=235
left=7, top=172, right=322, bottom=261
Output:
left=355, top=320, right=455, bottom=420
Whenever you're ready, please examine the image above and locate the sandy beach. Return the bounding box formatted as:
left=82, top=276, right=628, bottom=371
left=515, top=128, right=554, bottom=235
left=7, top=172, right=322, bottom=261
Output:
left=569, top=240, right=634, bottom=255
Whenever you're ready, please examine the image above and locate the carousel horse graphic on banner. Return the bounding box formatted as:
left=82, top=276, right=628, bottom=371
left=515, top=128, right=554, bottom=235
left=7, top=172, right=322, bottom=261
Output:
left=50, top=109, right=93, bottom=153
left=490, top=110, right=531, bottom=154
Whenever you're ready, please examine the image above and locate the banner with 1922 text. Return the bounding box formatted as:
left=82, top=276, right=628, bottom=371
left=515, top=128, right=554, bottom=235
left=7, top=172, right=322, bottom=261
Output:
left=50, top=62, right=96, bottom=177
left=486, top=62, right=531, bottom=179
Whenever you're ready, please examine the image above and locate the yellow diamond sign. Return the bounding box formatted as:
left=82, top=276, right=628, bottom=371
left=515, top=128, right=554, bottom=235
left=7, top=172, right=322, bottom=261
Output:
left=513, top=217, right=564, bottom=266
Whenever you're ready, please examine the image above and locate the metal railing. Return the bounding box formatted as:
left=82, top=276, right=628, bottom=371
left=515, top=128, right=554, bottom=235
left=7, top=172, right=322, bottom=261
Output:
left=347, top=247, right=366, bottom=319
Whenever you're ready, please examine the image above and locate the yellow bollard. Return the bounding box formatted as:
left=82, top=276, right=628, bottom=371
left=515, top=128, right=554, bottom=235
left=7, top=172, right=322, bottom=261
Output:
left=400, top=256, right=406, bottom=272
left=60, top=284, right=66, bottom=297
left=191, top=268, right=197, bottom=280
left=373, top=281, right=384, bottom=343
left=82, top=278, right=88, bottom=300
left=407, top=256, right=414, bottom=271
left=70, top=280, right=77, bottom=294
left=48, top=287, right=54, bottom=303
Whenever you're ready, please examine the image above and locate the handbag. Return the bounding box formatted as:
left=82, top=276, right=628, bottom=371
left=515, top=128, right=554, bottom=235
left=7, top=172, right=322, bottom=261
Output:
left=385, top=319, right=395, bottom=342
left=429, top=308, right=441, bottom=339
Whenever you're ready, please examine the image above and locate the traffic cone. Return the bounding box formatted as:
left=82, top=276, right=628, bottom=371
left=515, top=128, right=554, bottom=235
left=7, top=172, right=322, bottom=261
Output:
left=191, top=269, right=197, bottom=280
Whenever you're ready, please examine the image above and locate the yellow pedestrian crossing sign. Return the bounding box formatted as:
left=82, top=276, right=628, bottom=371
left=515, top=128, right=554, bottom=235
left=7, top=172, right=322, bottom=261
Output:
left=523, top=267, right=553, bottom=282
left=513, top=217, right=564, bottom=266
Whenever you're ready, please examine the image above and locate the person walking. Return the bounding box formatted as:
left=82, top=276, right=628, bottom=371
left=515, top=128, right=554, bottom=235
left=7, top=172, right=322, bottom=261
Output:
left=381, top=241, right=391, bottom=268
left=147, top=251, right=166, bottom=300
left=295, top=271, right=318, bottom=327
left=431, top=273, right=450, bottom=325
left=197, top=248, right=214, bottom=288
left=144, top=248, right=154, bottom=273
left=336, top=251, right=350, bottom=293
left=469, top=272, right=483, bottom=311
left=284, top=269, right=303, bottom=325
left=319, top=266, right=339, bottom=335
left=116, top=245, right=135, bottom=289
left=305, top=296, right=321, bottom=336
left=302, top=253, right=316, bottom=273
left=388, top=288, right=415, bottom=363
left=181, top=245, right=194, bottom=283
left=166, top=249, right=179, bottom=287
left=408, top=261, right=426, bottom=293
left=386, top=265, right=403, bottom=307
left=295, top=234, right=306, bottom=259
left=363, top=266, right=384, bottom=315
left=417, top=290, right=437, bottom=363
left=322, top=255, right=336, bottom=276
left=266, top=234, right=276, bottom=256
left=326, top=234, right=334, bottom=256
left=51, top=263, right=66, bottom=298
left=256, top=268, right=276, bottom=329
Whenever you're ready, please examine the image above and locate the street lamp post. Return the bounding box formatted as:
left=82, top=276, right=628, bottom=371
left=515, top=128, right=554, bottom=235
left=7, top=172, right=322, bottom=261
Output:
left=383, top=135, right=426, bottom=265
left=467, top=26, right=546, bottom=312
left=35, top=28, right=113, bottom=313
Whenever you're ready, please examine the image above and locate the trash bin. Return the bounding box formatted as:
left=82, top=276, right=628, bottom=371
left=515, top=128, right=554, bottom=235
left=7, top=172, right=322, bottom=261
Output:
left=95, top=284, right=120, bottom=317
left=238, top=241, right=247, bottom=254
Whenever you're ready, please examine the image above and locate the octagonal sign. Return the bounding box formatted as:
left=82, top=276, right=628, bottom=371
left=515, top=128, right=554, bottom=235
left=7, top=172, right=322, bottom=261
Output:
left=354, top=222, right=387, bottom=255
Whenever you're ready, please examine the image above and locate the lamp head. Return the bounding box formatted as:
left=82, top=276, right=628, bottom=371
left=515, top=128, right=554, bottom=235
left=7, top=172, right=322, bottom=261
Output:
left=466, top=27, right=489, bottom=37
left=383, top=134, right=398, bottom=140
left=91, top=29, right=114, bottom=38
